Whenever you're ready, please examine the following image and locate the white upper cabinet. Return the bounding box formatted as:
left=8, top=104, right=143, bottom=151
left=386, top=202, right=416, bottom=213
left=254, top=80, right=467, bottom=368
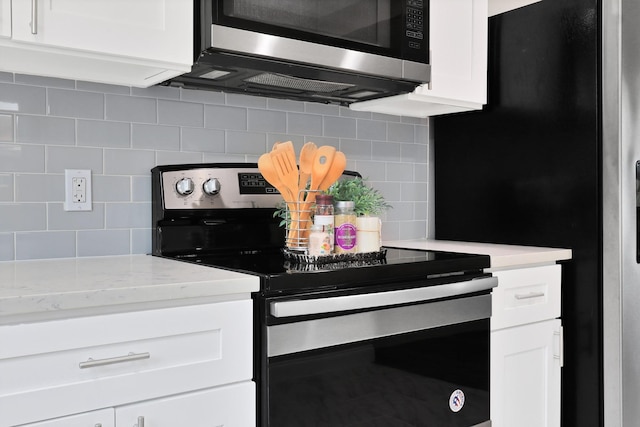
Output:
left=488, top=0, right=542, bottom=16
left=0, top=0, right=192, bottom=87
left=0, top=0, right=10, bottom=38
left=350, top=0, right=488, bottom=117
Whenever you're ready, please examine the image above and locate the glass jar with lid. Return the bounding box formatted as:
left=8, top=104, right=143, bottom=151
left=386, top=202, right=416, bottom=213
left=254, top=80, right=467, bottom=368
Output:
left=334, top=201, right=357, bottom=253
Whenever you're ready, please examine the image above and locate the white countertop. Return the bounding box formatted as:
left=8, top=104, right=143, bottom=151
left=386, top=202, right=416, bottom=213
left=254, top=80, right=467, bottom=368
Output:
left=383, top=239, right=572, bottom=269
left=0, top=255, right=259, bottom=323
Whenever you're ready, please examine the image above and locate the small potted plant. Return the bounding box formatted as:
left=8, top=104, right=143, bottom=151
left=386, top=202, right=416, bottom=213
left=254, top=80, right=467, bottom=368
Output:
left=326, top=177, right=391, bottom=253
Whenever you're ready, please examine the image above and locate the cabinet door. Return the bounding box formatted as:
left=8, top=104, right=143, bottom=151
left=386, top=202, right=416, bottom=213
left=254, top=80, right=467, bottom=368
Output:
left=20, top=408, right=114, bottom=427
left=491, top=319, right=562, bottom=427
left=10, top=0, right=191, bottom=65
left=415, top=0, right=488, bottom=106
left=0, top=0, right=10, bottom=38
left=116, top=382, right=256, bottom=427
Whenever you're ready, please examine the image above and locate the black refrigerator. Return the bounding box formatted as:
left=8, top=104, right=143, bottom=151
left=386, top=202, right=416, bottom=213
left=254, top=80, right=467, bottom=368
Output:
left=433, top=0, right=602, bottom=426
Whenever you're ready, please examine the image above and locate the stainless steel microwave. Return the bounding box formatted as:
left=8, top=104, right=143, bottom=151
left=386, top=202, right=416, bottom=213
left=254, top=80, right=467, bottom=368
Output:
left=166, top=0, right=431, bottom=105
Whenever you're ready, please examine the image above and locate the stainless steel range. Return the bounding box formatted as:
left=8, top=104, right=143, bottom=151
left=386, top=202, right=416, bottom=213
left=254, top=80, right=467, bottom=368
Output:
left=151, top=163, right=496, bottom=427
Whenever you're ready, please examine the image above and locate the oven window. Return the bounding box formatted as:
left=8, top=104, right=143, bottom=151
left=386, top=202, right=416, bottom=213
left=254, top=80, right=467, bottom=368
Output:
left=267, top=319, right=489, bottom=427
left=223, top=0, right=392, bottom=48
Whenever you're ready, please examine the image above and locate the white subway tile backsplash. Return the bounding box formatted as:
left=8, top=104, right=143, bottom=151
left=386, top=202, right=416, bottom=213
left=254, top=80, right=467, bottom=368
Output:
left=0, top=144, right=45, bottom=173
left=181, top=88, right=225, bottom=105
left=204, top=105, right=247, bottom=131
left=357, top=119, right=387, bottom=141
left=0, top=203, right=47, bottom=232
left=226, top=93, right=267, bottom=108
left=0, top=233, right=14, bottom=261
left=94, top=175, right=131, bottom=202
left=104, top=149, right=154, bottom=175
left=323, top=116, right=357, bottom=138
left=16, top=115, right=75, bottom=145
left=15, top=231, right=76, bottom=260
left=226, top=131, right=267, bottom=154
left=0, top=83, right=46, bottom=114
left=77, top=229, right=130, bottom=257
left=132, top=228, right=152, bottom=254
left=372, top=141, right=402, bottom=162
left=106, top=202, right=151, bottom=229
left=47, top=88, right=104, bottom=119
left=386, top=163, right=415, bottom=182
left=388, top=122, right=415, bottom=142
left=340, top=139, right=372, bottom=160
left=155, top=150, right=202, bottom=165
left=0, top=114, right=12, bottom=142
left=401, top=143, right=427, bottom=163
left=132, top=85, right=180, bottom=100
left=46, top=146, right=103, bottom=174
left=267, top=98, right=305, bottom=112
left=158, top=100, right=204, bottom=127
left=132, top=176, right=151, bottom=202
left=305, top=102, right=339, bottom=116
left=106, top=94, right=158, bottom=123
left=132, top=124, right=179, bottom=151
left=15, top=174, right=64, bottom=202
left=0, top=74, right=430, bottom=261
left=248, top=109, right=286, bottom=133
left=287, top=113, right=322, bottom=136
left=78, top=120, right=131, bottom=148
left=48, top=203, right=105, bottom=230
left=0, top=72, right=13, bottom=83
left=0, top=173, right=14, bottom=201
left=181, top=127, right=225, bottom=153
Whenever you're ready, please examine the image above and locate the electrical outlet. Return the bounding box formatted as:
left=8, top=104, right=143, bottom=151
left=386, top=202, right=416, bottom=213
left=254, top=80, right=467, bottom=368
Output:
left=64, top=169, right=92, bottom=211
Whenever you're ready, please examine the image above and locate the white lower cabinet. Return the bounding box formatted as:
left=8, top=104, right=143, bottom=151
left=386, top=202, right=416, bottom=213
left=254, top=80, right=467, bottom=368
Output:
left=490, top=264, right=562, bottom=427
left=0, top=299, right=255, bottom=427
left=491, top=318, right=562, bottom=427
left=19, top=409, right=115, bottom=427
left=116, top=382, right=255, bottom=427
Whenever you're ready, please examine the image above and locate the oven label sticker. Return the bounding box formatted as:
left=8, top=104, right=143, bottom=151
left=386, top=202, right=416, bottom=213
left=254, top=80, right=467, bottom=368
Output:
left=449, top=389, right=465, bottom=412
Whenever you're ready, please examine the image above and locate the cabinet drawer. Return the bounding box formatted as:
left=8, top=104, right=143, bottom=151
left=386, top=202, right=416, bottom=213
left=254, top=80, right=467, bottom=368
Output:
left=0, top=300, right=253, bottom=427
left=116, top=382, right=256, bottom=427
left=19, top=408, right=115, bottom=427
left=491, top=264, right=561, bottom=330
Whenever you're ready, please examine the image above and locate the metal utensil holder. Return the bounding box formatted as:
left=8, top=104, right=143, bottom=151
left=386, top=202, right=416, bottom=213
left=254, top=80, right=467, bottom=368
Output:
left=284, top=190, right=319, bottom=251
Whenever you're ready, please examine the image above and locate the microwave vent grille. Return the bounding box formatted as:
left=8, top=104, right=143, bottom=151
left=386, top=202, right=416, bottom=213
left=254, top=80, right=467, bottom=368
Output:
left=244, top=73, right=355, bottom=93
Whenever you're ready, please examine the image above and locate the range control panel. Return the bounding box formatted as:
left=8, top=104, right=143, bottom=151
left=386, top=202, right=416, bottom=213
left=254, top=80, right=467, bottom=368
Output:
left=160, top=167, right=283, bottom=210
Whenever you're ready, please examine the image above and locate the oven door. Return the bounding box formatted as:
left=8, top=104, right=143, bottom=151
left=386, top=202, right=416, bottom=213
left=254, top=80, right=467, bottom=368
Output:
left=260, top=277, right=496, bottom=427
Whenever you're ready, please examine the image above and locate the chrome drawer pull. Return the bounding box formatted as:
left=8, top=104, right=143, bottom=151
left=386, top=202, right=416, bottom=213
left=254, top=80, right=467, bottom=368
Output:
left=137, top=416, right=145, bottom=427
left=30, top=0, right=38, bottom=34
left=79, top=352, right=150, bottom=369
left=514, top=291, right=545, bottom=300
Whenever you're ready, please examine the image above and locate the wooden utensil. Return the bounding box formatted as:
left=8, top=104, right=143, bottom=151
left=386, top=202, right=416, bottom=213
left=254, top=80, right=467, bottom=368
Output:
left=308, top=145, right=337, bottom=203
left=270, top=143, right=302, bottom=247
left=318, top=150, right=346, bottom=191
left=298, top=142, right=317, bottom=199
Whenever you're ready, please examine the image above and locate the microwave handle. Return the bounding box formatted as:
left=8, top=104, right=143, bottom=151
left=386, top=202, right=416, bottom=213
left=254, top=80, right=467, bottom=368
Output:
left=270, top=276, right=497, bottom=318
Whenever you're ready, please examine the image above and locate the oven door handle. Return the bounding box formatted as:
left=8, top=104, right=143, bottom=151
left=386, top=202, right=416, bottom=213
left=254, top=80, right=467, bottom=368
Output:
left=270, top=276, right=498, bottom=318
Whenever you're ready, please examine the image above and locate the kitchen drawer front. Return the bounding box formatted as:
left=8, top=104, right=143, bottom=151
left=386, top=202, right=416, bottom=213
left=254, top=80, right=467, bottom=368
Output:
left=0, top=299, right=253, bottom=427
left=19, top=408, right=115, bottom=427
left=491, top=264, right=561, bottom=330
left=116, top=382, right=256, bottom=427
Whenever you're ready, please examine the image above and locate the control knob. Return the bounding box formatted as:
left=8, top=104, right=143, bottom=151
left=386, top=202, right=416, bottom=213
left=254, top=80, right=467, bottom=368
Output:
left=175, top=177, right=195, bottom=196
left=203, top=178, right=221, bottom=196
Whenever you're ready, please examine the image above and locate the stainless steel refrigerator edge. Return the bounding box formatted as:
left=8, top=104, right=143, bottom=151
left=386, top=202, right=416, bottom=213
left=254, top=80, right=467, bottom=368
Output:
left=603, top=0, right=640, bottom=425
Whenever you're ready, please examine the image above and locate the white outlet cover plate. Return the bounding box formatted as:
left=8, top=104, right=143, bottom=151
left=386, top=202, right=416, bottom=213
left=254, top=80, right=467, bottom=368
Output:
left=64, top=169, right=92, bottom=211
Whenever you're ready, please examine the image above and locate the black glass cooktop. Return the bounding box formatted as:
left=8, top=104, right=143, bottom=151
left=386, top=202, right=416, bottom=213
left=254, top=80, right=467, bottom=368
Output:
left=167, top=247, right=490, bottom=295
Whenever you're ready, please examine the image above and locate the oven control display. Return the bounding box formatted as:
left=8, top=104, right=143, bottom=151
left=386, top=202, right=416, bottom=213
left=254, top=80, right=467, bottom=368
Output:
left=238, top=173, right=279, bottom=195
